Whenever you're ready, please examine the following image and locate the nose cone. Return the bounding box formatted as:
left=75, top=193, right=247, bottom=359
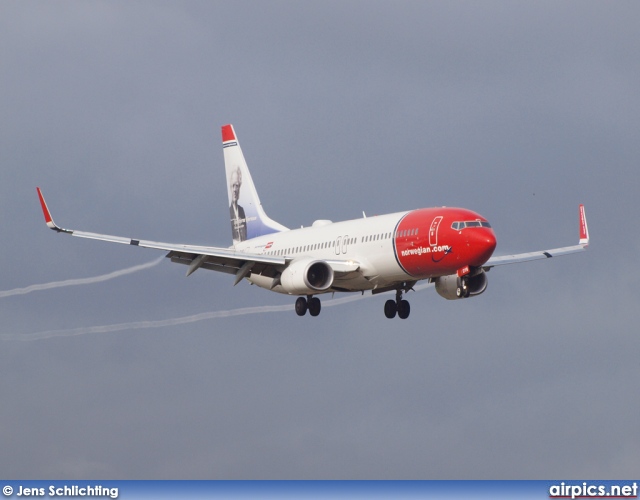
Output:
left=469, top=228, right=497, bottom=266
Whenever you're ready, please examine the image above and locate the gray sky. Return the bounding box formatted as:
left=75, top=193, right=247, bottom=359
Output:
left=1, top=1, right=639, bottom=479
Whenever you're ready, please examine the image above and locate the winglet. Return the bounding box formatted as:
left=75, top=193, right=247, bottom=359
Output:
left=579, top=204, right=589, bottom=247
left=36, top=187, right=69, bottom=233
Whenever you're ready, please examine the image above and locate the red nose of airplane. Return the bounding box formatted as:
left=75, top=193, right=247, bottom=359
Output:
left=468, top=228, right=497, bottom=266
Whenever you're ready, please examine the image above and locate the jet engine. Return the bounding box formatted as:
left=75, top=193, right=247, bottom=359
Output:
left=434, top=269, right=488, bottom=300
left=280, top=258, right=334, bottom=295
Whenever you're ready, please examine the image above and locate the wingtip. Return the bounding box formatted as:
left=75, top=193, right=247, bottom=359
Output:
left=37, top=187, right=54, bottom=226
left=37, top=187, right=64, bottom=231
left=579, top=204, right=589, bottom=247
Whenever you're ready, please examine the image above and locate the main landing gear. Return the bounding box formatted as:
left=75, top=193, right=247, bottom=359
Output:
left=384, top=289, right=411, bottom=319
left=295, top=296, right=322, bottom=317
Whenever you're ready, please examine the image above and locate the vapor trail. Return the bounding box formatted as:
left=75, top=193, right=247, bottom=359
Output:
left=0, top=256, right=165, bottom=298
left=2, top=283, right=433, bottom=341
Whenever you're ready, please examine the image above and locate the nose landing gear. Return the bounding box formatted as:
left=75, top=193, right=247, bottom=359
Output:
left=456, top=276, right=470, bottom=298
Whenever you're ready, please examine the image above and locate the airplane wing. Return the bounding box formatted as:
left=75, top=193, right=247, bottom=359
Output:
left=37, top=187, right=288, bottom=283
left=483, top=204, right=589, bottom=269
left=37, top=188, right=361, bottom=285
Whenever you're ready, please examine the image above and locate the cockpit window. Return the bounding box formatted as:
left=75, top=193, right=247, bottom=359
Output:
left=452, top=220, right=491, bottom=230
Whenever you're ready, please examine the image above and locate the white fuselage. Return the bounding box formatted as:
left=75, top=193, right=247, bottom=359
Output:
left=236, top=212, right=409, bottom=293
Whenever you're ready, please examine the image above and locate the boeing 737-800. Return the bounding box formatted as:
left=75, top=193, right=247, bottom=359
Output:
left=37, top=124, right=589, bottom=319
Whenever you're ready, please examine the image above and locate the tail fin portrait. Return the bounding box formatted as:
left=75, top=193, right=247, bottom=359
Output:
left=222, top=124, right=288, bottom=245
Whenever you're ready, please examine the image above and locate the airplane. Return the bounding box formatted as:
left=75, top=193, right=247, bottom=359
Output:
left=37, top=124, right=590, bottom=319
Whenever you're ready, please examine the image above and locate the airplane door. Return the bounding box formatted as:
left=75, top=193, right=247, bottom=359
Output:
left=429, top=216, right=443, bottom=247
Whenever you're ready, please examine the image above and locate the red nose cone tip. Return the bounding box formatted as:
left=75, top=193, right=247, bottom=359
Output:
left=472, top=230, right=497, bottom=266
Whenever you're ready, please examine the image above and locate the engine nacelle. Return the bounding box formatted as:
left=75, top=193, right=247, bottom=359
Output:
left=280, top=258, right=334, bottom=295
left=434, top=269, right=488, bottom=300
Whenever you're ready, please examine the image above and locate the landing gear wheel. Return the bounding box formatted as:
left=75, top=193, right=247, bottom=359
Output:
left=384, top=299, right=397, bottom=319
left=295, top=297, right=307, bottom=316
left=456, top=276, right=469, bottom=298
left=397, top=299, right=411, bottom=319
left=308, top=297, right=321, bottom=317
